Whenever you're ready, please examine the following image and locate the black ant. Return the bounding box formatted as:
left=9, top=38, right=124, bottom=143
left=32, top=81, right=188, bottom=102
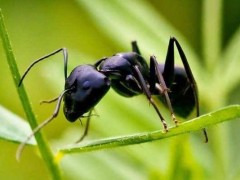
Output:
left=17, top=37, right=208, bottom=158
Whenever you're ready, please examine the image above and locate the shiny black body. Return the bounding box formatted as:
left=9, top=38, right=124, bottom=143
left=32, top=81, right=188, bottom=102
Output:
left=161, top=66, right=196, bottom=117
left=95, top=38, right=198, bottom=119
left=63, top=65, right=110, bottom=121
left=97, top=52, right=149, bottom=97
left=19, top=37, right=207, bottom=145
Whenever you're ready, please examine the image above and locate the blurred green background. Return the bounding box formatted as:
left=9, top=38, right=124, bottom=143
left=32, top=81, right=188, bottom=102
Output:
left=0, top=0, right=240, bottom=179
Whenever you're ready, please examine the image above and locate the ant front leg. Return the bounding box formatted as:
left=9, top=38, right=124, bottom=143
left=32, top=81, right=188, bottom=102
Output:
left=40, top=96, right=59, bottom=105
left=16, top=89, right=70, bottom=160
left=150, top=56, right=177, bottom=126
left=17, top=48, right=70, bottom=159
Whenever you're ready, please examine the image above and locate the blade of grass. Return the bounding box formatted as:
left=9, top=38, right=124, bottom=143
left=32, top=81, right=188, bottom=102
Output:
left=58, top=105, right=240, bottom=155
left=218, top=27, right=240, bottom=95
left=202, top=0, right=222, bottom=70
left=200, top=0, right=224, bottom=111
left=0, top=105, right=36, bottom=144
left=203, top=27, right=240, bottom=109
left=0, top=9, right=61, bottom=179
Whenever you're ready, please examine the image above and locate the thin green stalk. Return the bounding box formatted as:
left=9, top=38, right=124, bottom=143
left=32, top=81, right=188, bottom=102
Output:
left=58, top=105, right=240, bottom=155
left=0, top=9, right=61, bottom=179
left=202, top=1, right=230, bottom=178
left=202, top=0, right=222, bottom=71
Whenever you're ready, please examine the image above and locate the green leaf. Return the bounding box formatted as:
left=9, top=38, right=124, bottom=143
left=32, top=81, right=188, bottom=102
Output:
left=58, top=105, right=240, bottom=155
left=0, top=105, right=36, bottom=145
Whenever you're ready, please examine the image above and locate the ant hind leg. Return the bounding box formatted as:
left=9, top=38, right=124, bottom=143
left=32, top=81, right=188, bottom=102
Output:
left=131, top=41, right=141, bottom=55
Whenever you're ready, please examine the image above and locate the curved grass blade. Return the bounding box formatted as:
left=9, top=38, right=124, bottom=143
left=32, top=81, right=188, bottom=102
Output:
left=58, top=105, right=240, bottom=155
left=0, top=105, right=36, bottom=145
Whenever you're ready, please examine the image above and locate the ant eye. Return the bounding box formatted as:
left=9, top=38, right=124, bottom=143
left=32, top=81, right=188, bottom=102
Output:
left=82, top=81, right=91, bottom=90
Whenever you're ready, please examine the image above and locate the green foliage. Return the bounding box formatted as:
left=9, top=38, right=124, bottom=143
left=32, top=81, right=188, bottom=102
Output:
left=0, top=0, right=240, bottom=179
left=0, top=105, right=36, bottom=145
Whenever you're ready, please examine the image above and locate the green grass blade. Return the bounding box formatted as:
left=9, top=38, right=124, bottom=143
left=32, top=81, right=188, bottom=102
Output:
left=58, top=105, right=240, bottom=155
left=0, top=105, right=36, bottom=145
left=219, top=27, right=240, bottom=93
left=0, top=9, right=62, bottom=179
left=202, top=0, right=223, bottom=70
left=203, top=27, right=240, bottom=108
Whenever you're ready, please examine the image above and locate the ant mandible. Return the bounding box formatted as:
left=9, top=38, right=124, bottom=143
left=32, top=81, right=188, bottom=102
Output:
left=17, top=37, right=208, bottom=158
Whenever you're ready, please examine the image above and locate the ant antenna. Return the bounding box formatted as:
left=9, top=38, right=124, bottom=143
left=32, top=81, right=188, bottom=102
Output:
left=18, top=48, right=68, bottom=87
left=16, top=89, right=70, bottom=161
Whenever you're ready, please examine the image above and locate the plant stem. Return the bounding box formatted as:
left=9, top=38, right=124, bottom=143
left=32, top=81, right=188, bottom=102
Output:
left=0, top=9, right=61, bottom=179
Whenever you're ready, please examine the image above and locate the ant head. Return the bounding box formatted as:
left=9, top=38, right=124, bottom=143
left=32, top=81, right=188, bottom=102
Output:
left=63, top=65, right=110, bottom=122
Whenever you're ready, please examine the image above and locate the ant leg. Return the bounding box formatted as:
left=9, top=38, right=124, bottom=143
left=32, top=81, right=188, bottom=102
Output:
left=162, top=38, right=175, bottom=87
left=19, top=48, right=68, bottom=86
left=169, top=38, right=199, bottom=112
left=132, top=65, right=168, bottom=131
left=150, top=56, right=177, bottom=126
left=171, top=37, right=208, bottom=142
left=131, top=41, right=141, bottom=55
left=94, top=57, right=107, bottom=68
left=75, top=109, right=93, bottom=143
left=16, top=89, right=70, bottom=160
left=40, top=96, right=59, bottom=105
